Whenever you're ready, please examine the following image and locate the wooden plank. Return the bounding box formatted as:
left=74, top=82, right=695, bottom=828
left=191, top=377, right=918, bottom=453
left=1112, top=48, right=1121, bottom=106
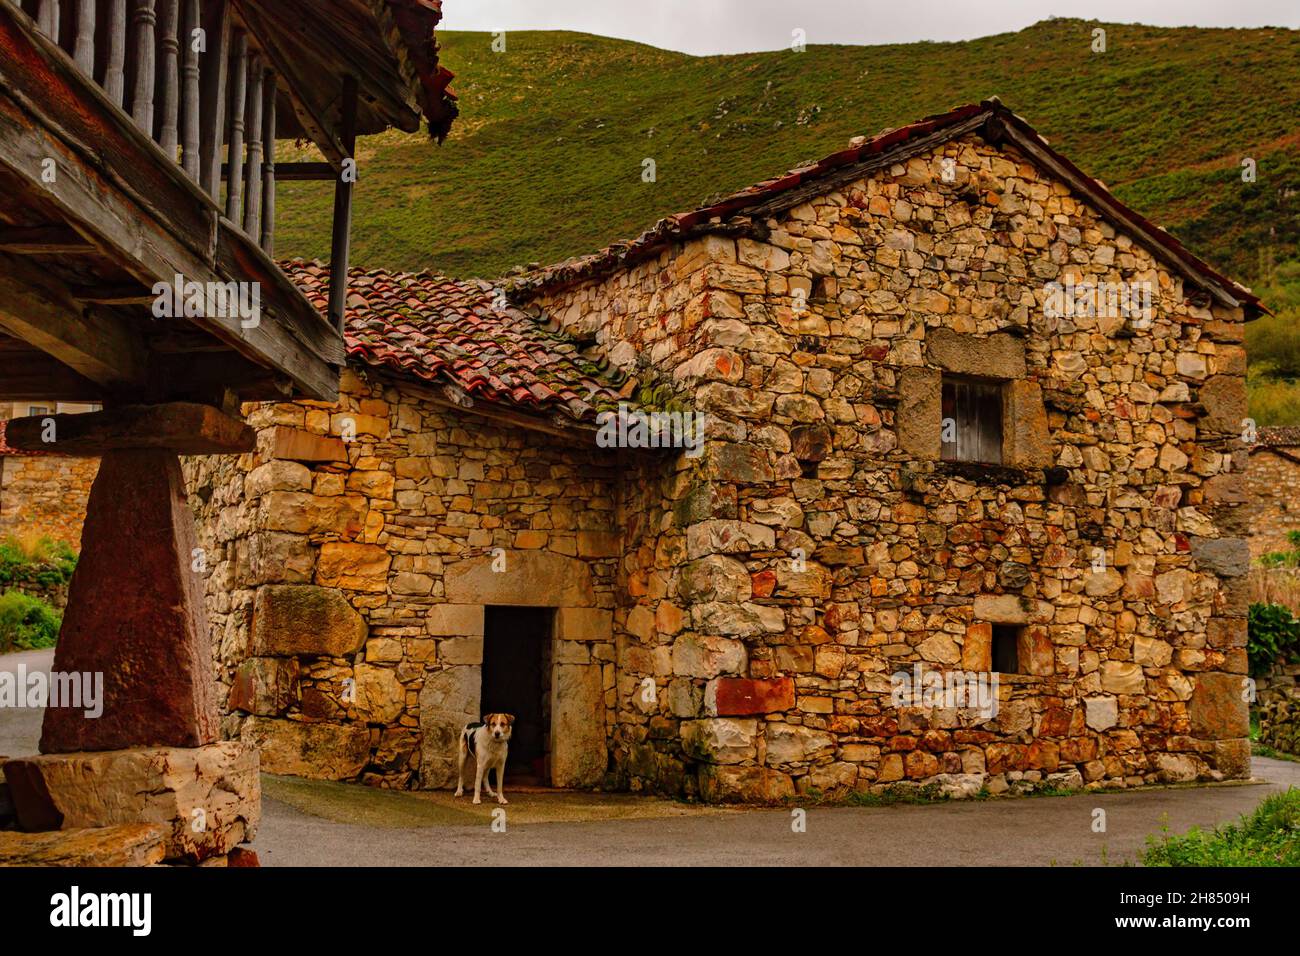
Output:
left=104, top=0, right=127, bottom=106
left=69, top=283, right=157, bottom=304
left=328, top=73, right=357, bottom=333
left=130, top=0, right=157, bottom=134
left=242, top=53, right=264, bottom=238
left=0, top=251, right=147, bottom=388
left=0, top=225, right=96, bottom=253
left=224, top=29, right=247, bottom=220
left=197, top=0, right=230, bottom=197
left=158, top=0, right=180, bottom=156
left=5, top=402, right=256, bottom=455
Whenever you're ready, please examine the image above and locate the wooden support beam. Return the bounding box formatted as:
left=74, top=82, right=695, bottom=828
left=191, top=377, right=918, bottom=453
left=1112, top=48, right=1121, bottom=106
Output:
left=69, top=284, right=157, bottom=305
left=197, top=0, right=230, bottom=197
left=5, top=402, right=256, bottom=455
left=0, top=252, right=147, bottom=389
left=0, top=350, right=103, bottom=402
left=0, top=225, right=97, bottom=254
left=328, top=73, right=357, bottom=334
left=261, top=160, right=335, bottom=181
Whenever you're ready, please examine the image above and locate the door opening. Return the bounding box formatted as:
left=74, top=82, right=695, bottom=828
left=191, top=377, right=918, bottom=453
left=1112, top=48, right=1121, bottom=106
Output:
left=481, top=606, right=553, bottom=787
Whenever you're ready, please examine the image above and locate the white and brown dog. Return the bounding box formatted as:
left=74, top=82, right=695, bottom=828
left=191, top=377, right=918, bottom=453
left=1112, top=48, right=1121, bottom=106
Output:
left=455, top=713, right=514, bottom=805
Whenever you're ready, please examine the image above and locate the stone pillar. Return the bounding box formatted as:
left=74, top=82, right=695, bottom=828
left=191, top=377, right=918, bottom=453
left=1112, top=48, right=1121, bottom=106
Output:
left=0, top=404, right=262, bottom=865
left=41, top=449, right=218, bottom=752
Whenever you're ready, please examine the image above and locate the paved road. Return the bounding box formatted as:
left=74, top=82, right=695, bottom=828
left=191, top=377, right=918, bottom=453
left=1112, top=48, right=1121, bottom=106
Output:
left=4, top=648, right=1298, bottom=866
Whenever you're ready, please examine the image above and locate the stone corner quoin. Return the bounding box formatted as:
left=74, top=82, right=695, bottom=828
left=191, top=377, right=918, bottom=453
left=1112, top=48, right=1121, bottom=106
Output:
left=175, top=129, right=1251, bottom=802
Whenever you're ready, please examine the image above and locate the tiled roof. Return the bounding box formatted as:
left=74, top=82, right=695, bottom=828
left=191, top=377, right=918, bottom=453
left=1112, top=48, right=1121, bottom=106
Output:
left=383, top=0, right=458, bottom=140
left=508, top=99, right=1263, bottom=318
left=281, top=260, right=628, bottom=423
left=1256, top=426, right=1300, bottom=448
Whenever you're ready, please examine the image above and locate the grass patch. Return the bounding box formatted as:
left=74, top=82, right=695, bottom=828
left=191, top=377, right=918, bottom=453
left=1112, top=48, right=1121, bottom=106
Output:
left=0, top=590, right=61, bottom=653
left=0, top=536, right=77, bottom=591
left=1141, top=788, right=1300, bottom=866
left=1252, top=743, right=1300, bottom=764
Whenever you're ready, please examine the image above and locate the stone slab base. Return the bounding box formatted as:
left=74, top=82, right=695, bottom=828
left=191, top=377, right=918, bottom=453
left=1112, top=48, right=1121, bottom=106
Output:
left=3, top=742, right=259, bottom=863
left=0, top=824, right=167, bottom=866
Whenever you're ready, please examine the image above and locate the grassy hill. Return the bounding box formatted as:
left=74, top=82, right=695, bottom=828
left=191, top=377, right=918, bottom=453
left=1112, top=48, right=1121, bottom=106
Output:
left=273, top=17, right=1300, bottom=422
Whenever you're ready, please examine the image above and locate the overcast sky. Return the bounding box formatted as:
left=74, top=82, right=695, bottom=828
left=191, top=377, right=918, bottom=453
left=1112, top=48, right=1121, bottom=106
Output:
left=439, top=1, right=1300, bottom=55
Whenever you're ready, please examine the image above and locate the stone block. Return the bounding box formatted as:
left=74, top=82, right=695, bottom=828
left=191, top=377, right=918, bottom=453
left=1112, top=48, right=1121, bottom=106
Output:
left=707, top=677, right=795, bottom=716
left=697, top=765, right=794, bottom=803
left=251, top=585, right=367, bottom=657
left=1190, top=673, right=1250, bottom=739
left=0, top=825, right=167, bottom=867
left=896, top=367, right=941, bottom=460
left=555, top=607, right=612, bottom=641
left=928, top=328, right=1027, bottom=379
left=551, top=664, right=606, bottom=787
left=418, top=666, right=481, bottom=788
left=228, top=657, right=298, bottom=716
left=240, top=717, right=370, bottom=781
left=316, top=542, right=392, bottom=592
left=4, top=743, right=259, bottom=863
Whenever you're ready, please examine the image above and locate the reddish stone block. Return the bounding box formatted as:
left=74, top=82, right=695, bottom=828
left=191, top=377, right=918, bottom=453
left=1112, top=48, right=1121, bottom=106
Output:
left=750, top=570, right=777, bottom=598
left=40, top=450, right=219, bottom=753
left=712, top=677, right=794, bottom=716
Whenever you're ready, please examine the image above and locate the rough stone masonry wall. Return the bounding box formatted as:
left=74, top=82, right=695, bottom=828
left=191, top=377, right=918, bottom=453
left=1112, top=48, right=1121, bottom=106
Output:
left=1245, top=448, right=1300, bottom=557
left=531, top=131, right=1251, bottom=801
left=185, top=366, right=622, bottom=789
left=0, top=453, right=97, bottom=549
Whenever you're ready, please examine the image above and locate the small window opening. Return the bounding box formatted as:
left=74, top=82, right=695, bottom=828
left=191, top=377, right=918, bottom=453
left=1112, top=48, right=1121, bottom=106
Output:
left=941, top=376, right=1004, bottom=464
left=991, top=624, right=1023, bottom=674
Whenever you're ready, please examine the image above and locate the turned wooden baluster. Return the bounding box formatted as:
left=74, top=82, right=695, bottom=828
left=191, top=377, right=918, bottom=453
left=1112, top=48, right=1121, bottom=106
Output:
left=180, top=0, right=201, bottom=178
left=198, top=0, right=231, bottom=198
left=36, top=0, right=59, bottom=42
left=104, top=0, right=127, bottom=107
left=224, top=30, right=249, bottom=221
left=131, top=0, right=157, bottom=134
left=158, top=0, right=180, bottom=156
left=243, top=53, right=264, bottom=238
left=261, top=67, right=277, bottom=252
left=73, top=0, right=95, bottom=74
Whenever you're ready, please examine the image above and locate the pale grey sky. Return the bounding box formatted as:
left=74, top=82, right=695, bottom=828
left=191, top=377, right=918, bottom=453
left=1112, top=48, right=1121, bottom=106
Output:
left=439, top=0, right=1300, bottom=55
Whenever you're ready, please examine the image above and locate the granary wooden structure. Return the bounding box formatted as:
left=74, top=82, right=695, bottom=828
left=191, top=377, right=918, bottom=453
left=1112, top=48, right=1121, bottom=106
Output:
left=0, top=0, right=455, bottom=861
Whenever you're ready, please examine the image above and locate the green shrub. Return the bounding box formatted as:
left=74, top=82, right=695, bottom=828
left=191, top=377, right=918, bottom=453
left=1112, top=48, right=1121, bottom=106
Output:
left=0, top=590, right=62, bottom=652
left=0, top=536, right=78, bottom=589
left=1142, top=788, right=1300, bottom=866
left=1248, top=602, right=1300, bottom=677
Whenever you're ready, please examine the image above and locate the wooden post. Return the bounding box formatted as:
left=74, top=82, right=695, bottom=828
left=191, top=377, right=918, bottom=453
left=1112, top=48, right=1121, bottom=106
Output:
left=242, top=53, right=264, bottom=238
left=328, top=74, right=358, bottom=334
left=224, top=29, right=248, bottom=221
left=180, top=0, right=201, bottom=179
left=261, top=67, right=277, bottom=253
left=73, top=0, right=96, bottom=74
left=37, top=0, right=59, bottom=42
left=131, top=0, right=158, bottom=135
left=158, top=0, right=181, bottom=157
left=105, top=0, right=127, bottom=107
left=198, top=0, right=230, bottom=198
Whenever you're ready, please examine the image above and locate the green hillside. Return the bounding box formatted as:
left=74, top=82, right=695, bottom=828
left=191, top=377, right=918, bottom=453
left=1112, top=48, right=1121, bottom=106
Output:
left=273, top=17, right=1300, bottom=422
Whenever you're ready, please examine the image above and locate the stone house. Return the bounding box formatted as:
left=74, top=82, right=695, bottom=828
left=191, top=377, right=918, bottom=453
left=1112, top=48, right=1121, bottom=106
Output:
left=0, top=408, right=98, bottom=549
left=1246, top=426, right=1300, bottom=558
left=186, top=99, right=1265, bottom=799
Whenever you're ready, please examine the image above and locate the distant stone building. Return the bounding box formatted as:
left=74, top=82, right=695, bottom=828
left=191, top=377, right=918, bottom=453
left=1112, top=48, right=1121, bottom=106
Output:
left=0, top=403, right=99, bottom=548
left=1246, top=426, right=1300, bottom=557
left=186, top=100, right=1262, bottom=801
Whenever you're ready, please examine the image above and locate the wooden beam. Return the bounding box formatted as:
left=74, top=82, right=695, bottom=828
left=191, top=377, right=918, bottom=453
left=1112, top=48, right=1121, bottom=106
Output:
left=5, top=402, right=256, bottom=455
left=69, top=284, right=157, bottom=305
left=0, top=225, right=97, bottom=254
left=0, top=252, right=147, bottom=389
left=263, top=160, right=335, bottom=181
left=328, top=74, right=357, bottom=334
left=0, top=350, right=103, bottom=402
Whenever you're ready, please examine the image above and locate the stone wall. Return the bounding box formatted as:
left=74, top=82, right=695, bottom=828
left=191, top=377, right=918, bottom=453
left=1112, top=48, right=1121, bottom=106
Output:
left=528, top=131, right=1252, bottom=800
left=0, top=452, right=97, bottom=549
left=184, top=367, right=626, bottom=788
left=1245, top=448, right=1300, bottom=557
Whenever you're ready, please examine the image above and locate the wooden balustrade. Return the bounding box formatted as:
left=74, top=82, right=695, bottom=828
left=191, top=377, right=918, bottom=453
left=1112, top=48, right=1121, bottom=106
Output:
left=21, top=0, right=287, bottom=256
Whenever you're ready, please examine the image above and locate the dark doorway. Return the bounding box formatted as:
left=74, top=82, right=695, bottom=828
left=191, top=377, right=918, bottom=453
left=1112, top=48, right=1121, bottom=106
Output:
left=481, top=606, right=553, bottom=786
